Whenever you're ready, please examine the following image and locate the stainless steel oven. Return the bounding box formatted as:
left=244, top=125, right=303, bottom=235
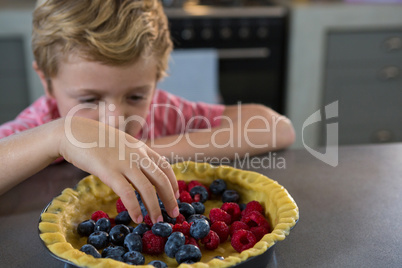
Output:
left=164, top=0, right=288, bottom=113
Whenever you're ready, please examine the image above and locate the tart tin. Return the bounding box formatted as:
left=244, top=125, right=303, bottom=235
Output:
left=38, top=162, right=299, bottom=268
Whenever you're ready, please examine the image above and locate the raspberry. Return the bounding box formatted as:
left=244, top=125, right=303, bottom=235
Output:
left=200, top=230, right=220, bottom=250
left=185, top=235, right=199, bottom=248
left=91, top=211, right=109, bottom=222
left=210, top=221, right=229, bottom=243
left=229, top=221, right=250, bottom=236
left=115, top=198, right=127, bottom=213
left=241, top=211, right=270, bottom=230
left=250, top=226, right=269, bottom=241
left=178, top=180, right=188, bottom=193
left=221, top=202, right=241, bottom=223
left=175, top=213, right=186, bottom=224
left=172, top=221, right=191, bottom=236
left=242, top=201, right=264, bottom=216
left=141, top=230, right=167, bottom=255
left=109, top=218, right=116, bottom=228
left=143, top=214, right=153, bottom=227
left=209, top=208, right=231, bottom=225
left=231, top=229, right=257, bottom=253
left=179, top=191, right=193, bottom=203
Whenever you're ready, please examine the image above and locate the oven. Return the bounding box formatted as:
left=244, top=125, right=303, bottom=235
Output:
left=163, top=0, right=288, bottom=114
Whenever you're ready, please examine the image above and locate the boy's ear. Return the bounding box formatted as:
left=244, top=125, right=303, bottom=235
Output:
left=32, top=61, right=53, bottom=98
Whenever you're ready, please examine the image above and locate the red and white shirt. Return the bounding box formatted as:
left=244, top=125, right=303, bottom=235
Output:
left=0, top=89, right=225, bottom=140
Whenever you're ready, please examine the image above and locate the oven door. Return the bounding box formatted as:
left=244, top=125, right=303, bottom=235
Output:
left=218, top=46, right=285, bottom=113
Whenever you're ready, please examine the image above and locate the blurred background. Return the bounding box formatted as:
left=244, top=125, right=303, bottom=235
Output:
left=0, top=0, right=401, bottom=149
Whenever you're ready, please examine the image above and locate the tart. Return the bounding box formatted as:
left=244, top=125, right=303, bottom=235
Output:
left=39, top=161, right=299, bottom=267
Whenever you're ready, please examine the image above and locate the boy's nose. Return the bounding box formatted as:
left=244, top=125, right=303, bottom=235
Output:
left=102, top=103, right=125, bottom=129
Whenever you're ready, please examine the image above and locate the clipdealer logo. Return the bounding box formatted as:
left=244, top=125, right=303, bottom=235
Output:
left=302, top=101, right=339, bottom=167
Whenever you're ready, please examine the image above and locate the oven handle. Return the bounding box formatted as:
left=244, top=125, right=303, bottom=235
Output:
left=217, top=48, right=270, bottom=59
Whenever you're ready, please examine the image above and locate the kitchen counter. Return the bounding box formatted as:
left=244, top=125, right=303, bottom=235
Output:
left=0, top=143, right=401, bottom=267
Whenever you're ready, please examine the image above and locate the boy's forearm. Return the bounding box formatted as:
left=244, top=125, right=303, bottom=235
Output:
left=146, top=104, right=295, bottom=161
left=0, top=119, right=63, bottom=195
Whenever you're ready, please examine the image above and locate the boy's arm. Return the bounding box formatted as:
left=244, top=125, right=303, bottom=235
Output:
left=0, top=117, right=179, bottom=224
left=146, top=104, right=295, bottom=160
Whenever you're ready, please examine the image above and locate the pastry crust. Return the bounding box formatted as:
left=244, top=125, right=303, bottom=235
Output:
left=39, top=161, right=299, bottom=267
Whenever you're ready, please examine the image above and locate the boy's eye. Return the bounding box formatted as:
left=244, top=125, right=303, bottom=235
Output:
left=129, top=95, right=145, bottom=102
left=79, top=97, right=99, bottom=103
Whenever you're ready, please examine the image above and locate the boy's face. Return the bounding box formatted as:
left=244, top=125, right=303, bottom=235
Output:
left=40, top=55, right=158, bottom=137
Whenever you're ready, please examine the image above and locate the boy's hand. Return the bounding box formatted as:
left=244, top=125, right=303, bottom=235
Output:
left=58, top=117, right=179, bottom=224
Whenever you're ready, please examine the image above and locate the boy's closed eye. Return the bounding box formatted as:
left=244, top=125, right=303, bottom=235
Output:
left=79, top=97, right=100, bottom=104
left=128, top=94, right=145, bottom=103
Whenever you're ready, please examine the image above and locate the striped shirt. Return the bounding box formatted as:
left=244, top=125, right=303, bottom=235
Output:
left=0, top=89, right=225, bottom=140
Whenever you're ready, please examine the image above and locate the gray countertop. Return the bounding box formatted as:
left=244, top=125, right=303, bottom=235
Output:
left=0, top=143, right=401, bottom=267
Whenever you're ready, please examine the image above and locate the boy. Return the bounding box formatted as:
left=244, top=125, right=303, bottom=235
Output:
left=0, top=0, right=295, bottom=224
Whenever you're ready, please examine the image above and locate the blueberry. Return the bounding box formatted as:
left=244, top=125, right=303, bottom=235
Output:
left=189, top=219, right=210, bottom=239
left=222, top=189, right=240, bottom=203
left=178, top=202, right=195, bottom=219
left=140, top=204, right=148, bottom=216
left=77, top=219, right=95, bottom=236
left=175, top=244, right=202, bottom=264
left=136, top=191, right=148, bottom=216
left=87, top=231, right=109, bottom=249
left=101, top=245, right=126, bottom=260
left=123, top=251, right=145, bottom=265
left=214, top=256, right=225, bottom=260
left=209, top=179, right=227, bottom=195
left=157, top=194, right=165, bottom=209
left=94, top=218, right=111, bottom=233
left=132, top=223, right=150, bottom=235
left=161, top=208, right=176, bottom=224
left=187, top=214, right=211, bottom=226
left=164, top=232, right=185, bottom=258
left=128, top=226, right=134, bottom=233
left=239, top=203, right=247, bottom=211
left=148, top=260, right=168, bottom=268
left=109, top=224, right=131, bottom=246
left=189, top=186, right=209, bottom=203
left=115, top=211, right=132, bottom=225
left=124, top=233, right=142, bottom=252
left=79, top=244, right=101, bottom=258
left=105, top=254, right=124, bottom=262
left=152, top=222, right=172, bottom=237
left=191, top=202, right=205, bottom=214
left=135, top=191, right=142, bottom=202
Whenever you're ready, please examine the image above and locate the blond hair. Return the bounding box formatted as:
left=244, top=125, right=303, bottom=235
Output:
left=32, top=0, right=172, bottom=81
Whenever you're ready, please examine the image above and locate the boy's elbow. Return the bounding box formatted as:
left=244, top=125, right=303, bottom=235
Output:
left=253, top=104, right=296, bottom=150
left=276, top=117, right=296, bottom=149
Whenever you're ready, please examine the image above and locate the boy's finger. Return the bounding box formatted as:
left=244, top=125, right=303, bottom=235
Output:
left=103, top=173, right=143, bottom=224
left=140, top=159, right=179, bottom=220
left=148, top=151, right=179, bottom=199
left=128, top=169, right=163, bottom=224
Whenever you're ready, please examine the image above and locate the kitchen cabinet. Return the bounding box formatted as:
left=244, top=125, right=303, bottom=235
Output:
left=323, top=29, right=402, bottom=145
left=0, top=37, right=30, bottom=124
left=0, top=3, right=39, bottom=124
left=284, top=2, right=402, bottom=148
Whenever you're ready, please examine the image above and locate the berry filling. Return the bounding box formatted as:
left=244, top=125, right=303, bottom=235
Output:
left=76, top=179, right=271, bottom=266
